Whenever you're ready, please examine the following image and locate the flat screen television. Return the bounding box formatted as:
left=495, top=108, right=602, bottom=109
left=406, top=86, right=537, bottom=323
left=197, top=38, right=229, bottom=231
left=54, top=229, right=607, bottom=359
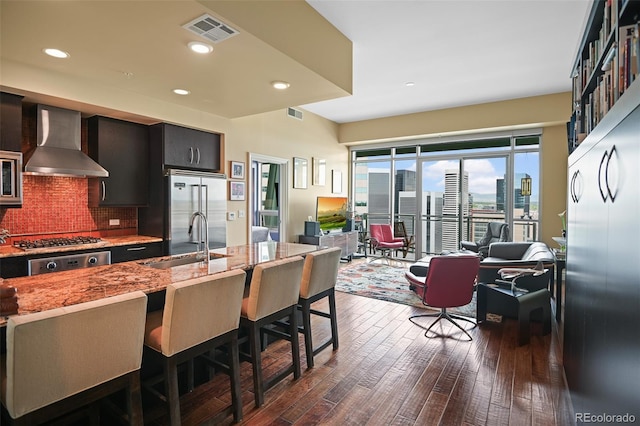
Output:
left=316, top=196, right=348, bottom=233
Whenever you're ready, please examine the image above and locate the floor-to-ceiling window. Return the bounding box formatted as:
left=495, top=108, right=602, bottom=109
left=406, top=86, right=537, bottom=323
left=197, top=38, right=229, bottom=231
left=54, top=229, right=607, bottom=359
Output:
left=351, top=132, right=541, bottom=259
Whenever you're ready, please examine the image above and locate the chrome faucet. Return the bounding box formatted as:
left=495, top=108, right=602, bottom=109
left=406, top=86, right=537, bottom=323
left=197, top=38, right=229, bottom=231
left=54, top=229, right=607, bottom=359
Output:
left=188, top=211, right=209, bottom=263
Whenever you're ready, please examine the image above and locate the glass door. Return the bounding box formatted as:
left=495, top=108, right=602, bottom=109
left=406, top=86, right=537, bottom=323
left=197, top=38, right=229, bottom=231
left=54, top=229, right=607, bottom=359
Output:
left=250, top=154, right=288, bottom=242
left=461, top=156, right=508, bottom=247
left=419, top=158, right=461, bottom=256
left=512, top=151, right=540, bottom=242
left=393, top=156, right=417, bottom=261
left=417, top=155, right=507, bottom=257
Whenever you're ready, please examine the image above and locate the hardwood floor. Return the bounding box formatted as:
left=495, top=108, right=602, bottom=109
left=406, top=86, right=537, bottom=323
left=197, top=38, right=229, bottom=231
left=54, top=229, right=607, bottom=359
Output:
left=145, top=262, right=574, bottom=426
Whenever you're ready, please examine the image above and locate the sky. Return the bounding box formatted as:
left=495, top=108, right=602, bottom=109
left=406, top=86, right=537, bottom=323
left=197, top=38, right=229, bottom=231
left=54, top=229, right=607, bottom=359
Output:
left=376, top=152, right=540, bottom=199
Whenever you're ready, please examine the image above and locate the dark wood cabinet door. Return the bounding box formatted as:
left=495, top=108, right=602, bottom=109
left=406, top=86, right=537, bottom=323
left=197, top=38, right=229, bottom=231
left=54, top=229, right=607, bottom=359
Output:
left=159, top=123, right=220, bottom=171
left=0, top=92, right=24, bottom=152
left=88, top=116, right=149, bottom=206
left=110, top=242, right=163, bottom=263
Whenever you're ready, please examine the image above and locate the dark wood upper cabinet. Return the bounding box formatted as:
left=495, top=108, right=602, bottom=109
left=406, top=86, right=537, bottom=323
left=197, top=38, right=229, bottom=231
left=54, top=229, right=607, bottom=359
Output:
left=151, top=123, right=221, bottom=172
left=0, top=92, right=24, bottom=152
left=87, top=116, right=149, bottom=207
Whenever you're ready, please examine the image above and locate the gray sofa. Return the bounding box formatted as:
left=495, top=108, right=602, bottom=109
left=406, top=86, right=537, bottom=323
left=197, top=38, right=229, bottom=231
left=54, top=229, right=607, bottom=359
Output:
left=405, top=242, right=555, bottom=298
left=478, top=242, right=555, bottom=283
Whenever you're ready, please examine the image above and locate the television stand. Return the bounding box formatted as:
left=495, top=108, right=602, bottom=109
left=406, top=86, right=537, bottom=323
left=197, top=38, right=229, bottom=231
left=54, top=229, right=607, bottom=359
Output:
left=298, top=231, right=358, bottom=261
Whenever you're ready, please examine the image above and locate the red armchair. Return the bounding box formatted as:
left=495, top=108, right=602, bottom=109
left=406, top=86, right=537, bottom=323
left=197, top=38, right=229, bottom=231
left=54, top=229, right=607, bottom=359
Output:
left=408, top=255, right=480, bottom=340
left=369, top=224, right=404, bottom=261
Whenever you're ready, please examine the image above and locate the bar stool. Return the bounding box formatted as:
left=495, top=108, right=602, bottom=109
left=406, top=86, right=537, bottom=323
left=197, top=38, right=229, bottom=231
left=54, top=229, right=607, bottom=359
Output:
left=143, top=270, right=246, bottom=425
left=0, top=291, right=148, bottom=425
left=239, top=256, right=305, bottom=407
left=298, top=246, right=342, bottom=368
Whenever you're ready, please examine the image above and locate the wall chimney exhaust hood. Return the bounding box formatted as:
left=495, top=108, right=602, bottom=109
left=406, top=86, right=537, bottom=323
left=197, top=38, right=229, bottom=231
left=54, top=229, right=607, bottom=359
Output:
left=24, top=104, right=109, bottom=178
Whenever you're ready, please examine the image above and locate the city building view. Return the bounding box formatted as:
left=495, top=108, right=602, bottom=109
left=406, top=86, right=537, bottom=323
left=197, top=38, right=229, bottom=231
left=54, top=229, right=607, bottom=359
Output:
left=353, top=149, right=539, bottom=259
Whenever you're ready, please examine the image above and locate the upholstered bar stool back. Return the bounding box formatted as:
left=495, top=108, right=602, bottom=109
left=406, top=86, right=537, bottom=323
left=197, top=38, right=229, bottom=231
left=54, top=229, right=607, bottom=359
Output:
left=298, top=247, right=342, bottom=368
left=1, top=291, right=148, bottom=425
left=144, top=269, right=247, bottom=425
left=242, top=256, right=304, bottom=321
left=240, top=256, right=304, bottom=407
left=146, top=270, right=247, bottom=357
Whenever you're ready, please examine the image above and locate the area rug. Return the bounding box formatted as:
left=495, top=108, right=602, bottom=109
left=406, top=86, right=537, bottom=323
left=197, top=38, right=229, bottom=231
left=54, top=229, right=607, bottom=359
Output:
left=336, top=261, right=479, bottom=318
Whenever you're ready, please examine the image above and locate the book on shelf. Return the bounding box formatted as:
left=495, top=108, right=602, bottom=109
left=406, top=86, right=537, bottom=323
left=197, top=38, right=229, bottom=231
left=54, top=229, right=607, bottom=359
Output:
left=570, top=0, right=639, bottom=144
left=618, top=24, right=639, bottom=96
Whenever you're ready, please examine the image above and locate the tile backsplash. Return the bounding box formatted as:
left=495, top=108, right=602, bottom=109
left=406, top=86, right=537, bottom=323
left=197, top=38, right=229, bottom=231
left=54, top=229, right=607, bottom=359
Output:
left=0, top=175, right=137, bottom=239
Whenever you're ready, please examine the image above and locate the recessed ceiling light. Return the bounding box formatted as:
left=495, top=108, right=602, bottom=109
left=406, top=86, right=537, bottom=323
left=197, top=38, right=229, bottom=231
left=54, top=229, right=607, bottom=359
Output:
left=405, top=82, right=415, bottom=87
left=173, top=89, right=190, bottom=95
left=271, top=81, right=290, bottom=90
left=188, top=41, right=213, bottom=54
left=43, top=48, right=70, bottom=59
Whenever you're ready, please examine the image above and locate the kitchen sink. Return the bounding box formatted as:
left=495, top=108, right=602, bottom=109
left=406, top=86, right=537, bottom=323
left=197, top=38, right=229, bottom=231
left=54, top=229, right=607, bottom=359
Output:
left=141, top=252, right=226, bottom=269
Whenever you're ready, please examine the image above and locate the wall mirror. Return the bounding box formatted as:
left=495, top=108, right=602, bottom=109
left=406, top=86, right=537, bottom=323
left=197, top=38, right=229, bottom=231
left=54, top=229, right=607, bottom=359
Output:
left=332, top=170, right=342, bottom=193
left=293, top=157, right=308, bottom=189
left=313, top=158, right=326, bottom=186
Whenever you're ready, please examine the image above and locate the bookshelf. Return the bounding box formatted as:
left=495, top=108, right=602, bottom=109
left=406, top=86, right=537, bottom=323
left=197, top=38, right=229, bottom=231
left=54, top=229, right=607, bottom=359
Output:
left=563, top=1, right=640, bottom=419
left=568, top=0, right=639, bottom=153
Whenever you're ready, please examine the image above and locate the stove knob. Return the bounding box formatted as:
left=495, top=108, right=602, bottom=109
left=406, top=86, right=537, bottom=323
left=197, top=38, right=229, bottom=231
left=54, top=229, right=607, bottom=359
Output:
left=46, top=261, right=57, bottom=271
left=88, top=256, right=98, bottom=265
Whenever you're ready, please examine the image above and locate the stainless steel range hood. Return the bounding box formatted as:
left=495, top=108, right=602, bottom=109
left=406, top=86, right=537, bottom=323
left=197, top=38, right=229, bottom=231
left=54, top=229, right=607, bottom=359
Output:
left=24, top=104, right=108, bottom=178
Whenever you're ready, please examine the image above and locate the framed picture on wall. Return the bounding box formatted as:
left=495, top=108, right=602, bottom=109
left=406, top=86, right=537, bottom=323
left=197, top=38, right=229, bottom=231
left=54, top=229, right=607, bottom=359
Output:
left=230, top=161, right=245, bottom=179
left=313, top=158, right=326, bottom=186
left=332, top=170, right=342, bottom=194
left=293, top=157, right=308, bottom=189
left=229, top=181, right=245, bottom=200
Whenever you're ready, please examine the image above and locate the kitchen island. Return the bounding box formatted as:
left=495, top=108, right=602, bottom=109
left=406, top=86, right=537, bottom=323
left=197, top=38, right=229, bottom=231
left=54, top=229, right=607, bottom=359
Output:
left=0, top=242, right=319, bottom=326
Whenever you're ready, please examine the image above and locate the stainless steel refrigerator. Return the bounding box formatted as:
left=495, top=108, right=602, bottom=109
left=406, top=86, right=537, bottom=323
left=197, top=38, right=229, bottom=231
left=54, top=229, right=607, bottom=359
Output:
left=167, top=169, right=227, bottom=255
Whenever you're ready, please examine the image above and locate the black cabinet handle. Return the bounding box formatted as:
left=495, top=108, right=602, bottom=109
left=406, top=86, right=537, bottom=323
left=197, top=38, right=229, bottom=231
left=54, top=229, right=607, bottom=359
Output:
left=570, top=170, right=583, bottom=203
left=101, top=181, right=106, bottom=202
left=598, top=151, right=609, bottom=202
left=598, top=145, right=618, bottom=203
left=605, top=145, right=618, bottom=202
left=189, top=147, right=194, bottom=164
left=126, top=246, right=147, bottom=251
left=196, top=147, right=201, bottom=164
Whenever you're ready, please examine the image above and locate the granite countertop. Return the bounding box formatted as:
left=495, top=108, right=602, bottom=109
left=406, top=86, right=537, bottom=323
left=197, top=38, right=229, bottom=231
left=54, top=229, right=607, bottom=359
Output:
left=0, top=235, right=163, bottom=258
left=0, top=242, right=318, bottom=326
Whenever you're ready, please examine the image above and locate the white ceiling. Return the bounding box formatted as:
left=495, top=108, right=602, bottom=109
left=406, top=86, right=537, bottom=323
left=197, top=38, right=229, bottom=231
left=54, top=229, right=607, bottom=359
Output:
left=0, top=1, right=592, bottom=125
left=302, top=0, right=592, bottom=123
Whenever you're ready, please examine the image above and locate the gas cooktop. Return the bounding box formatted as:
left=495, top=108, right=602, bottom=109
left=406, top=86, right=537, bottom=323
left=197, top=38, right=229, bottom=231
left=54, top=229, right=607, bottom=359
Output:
left=13, top=236, right=102, bottom=250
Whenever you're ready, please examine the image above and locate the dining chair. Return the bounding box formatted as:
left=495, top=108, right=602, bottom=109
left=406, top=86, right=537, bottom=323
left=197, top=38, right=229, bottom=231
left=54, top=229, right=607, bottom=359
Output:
left=239, top=256, right=305, bottom=407
left=0, top=291, right=148, bottom=425
left=297, top=246, right=342, bottom=368
left=393, top=221, right=415, bottom=258
left=142, top=270, right=247, bottom=425
left=408, top=255, right=480, bottom=340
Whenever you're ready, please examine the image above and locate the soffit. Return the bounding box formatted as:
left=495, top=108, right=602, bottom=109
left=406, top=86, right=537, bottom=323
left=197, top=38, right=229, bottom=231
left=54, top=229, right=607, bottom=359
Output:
left=0, top=0, right=351, bottom=119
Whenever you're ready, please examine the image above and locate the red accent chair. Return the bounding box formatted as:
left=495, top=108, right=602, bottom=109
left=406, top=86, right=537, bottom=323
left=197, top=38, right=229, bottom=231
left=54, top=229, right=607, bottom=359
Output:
left=408, top=255, right=480, bottom=340
left=369, top=224, right=404, bottom=261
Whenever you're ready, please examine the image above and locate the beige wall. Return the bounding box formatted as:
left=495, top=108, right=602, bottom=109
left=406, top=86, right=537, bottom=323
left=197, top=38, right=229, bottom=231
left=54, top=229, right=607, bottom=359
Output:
left=540, top=124, right=569, bottom=246
left=334, top=92, right=572, bottom=248
left=338, top=92, right=571, bottom=144
left=227, top=110, right=348, bottom=245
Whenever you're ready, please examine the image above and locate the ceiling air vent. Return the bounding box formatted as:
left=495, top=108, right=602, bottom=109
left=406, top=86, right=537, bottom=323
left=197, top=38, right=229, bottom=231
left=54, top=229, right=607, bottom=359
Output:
left=287, top=107, right=303, bottom=120
left=183, top=14, right=239, bottom=43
